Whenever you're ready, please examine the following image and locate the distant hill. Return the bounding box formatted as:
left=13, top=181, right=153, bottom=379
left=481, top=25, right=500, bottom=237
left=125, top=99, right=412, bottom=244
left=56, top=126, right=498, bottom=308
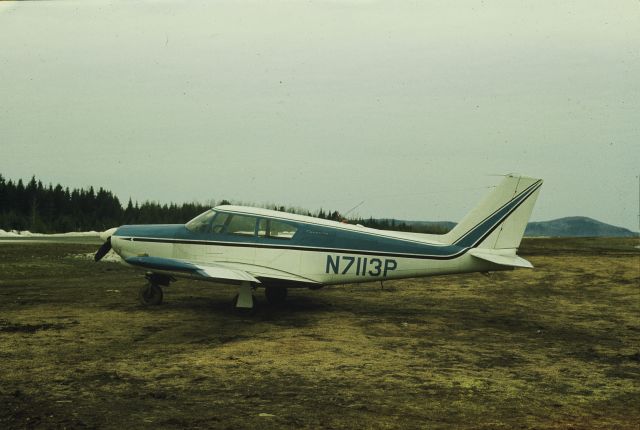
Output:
left=382, top=216, right=638, bottom=237
left=524, top=217, right=638, bottom=237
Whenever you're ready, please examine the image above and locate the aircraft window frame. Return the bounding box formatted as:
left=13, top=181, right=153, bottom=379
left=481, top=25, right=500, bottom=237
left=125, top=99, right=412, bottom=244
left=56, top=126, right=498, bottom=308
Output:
left=257, top=218, right=298, bottom=240
left=210, top=212, right=230, bottom=234
left=224, top=214, right=258, bottom=237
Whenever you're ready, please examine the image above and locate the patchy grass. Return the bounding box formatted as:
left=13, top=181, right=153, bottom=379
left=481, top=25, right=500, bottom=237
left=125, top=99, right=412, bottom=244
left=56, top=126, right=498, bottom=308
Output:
left=0, top=238, right=638, bottom=429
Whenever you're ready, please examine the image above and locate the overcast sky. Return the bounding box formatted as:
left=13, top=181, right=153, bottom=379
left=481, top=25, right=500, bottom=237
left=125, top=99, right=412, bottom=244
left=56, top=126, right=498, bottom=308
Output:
left=1, top=1, right=638, bottom=230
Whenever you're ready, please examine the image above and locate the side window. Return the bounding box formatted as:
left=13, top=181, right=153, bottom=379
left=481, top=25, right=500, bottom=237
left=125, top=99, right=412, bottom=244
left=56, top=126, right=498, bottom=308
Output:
left=225, top=214, right=257, bottom=236
left=257, top=218, right=297, bottom=240
left=210, top=212, right=230, bottom=234
left=270, top=220, right=297, bottom=239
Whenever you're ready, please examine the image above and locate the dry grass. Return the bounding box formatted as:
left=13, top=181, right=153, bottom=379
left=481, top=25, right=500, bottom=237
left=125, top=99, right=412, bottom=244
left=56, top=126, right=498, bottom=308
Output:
left=0, top=238, right=638, bottom=429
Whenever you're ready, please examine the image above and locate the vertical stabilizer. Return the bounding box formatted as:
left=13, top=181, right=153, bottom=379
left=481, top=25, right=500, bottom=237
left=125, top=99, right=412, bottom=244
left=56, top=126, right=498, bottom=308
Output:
left=442, top=175, right=543, bottom=250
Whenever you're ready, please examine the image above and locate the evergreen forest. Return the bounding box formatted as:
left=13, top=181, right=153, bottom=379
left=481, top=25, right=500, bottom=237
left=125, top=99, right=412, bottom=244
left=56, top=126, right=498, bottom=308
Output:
left=0, top=174, right=447, bottom=234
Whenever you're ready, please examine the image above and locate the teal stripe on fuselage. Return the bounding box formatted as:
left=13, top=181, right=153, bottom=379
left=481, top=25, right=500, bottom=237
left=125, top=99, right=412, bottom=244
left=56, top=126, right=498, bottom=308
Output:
left=115, top=223, right=463, bottom=259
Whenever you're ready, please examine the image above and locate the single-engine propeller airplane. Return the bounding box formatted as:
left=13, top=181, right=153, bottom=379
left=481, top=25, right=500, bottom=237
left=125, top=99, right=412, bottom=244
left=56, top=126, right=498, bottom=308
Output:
left=95, top=174, right=542, bottom=311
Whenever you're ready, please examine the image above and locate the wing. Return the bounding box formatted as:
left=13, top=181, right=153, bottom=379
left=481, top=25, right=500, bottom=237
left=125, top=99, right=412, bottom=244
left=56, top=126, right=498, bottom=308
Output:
left=124, top=256, right=260, bottom=283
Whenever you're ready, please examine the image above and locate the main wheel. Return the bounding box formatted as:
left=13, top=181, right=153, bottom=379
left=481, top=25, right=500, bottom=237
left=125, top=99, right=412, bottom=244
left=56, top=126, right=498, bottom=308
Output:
left=139, top=283, right=163, bottom=306
left=264, top=287, right=288, bottom=305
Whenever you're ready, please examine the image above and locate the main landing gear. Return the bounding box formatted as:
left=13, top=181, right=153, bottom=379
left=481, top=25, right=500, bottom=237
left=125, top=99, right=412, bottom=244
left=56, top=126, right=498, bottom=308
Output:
left=231, top=284, right=289, bottom=313
left=264, top=286, right=288, bottom=306
left=232, top=282, right=256, bottom=311
left=139, top=273, right=173, bottom=306
left=137, top=275, right=290, bottom=312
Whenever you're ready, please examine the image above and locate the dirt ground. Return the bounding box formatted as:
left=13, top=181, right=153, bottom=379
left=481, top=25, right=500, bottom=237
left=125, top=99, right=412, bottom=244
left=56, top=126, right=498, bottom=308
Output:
left=0, top=238, right=638, bottom=429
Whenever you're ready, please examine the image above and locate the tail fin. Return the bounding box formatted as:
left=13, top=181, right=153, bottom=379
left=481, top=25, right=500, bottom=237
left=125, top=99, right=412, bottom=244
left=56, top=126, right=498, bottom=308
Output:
left=442, top=174, right=543, bottom=250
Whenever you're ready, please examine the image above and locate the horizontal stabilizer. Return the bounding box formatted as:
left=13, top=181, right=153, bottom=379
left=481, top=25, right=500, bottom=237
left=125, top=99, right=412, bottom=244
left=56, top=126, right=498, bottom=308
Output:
left=125, top=256, right=260, bottom=283
left=468, top=248, right=533, bottom=268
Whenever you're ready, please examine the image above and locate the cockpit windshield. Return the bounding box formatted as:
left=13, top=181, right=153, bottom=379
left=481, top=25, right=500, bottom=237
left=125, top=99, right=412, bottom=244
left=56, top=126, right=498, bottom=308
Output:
left=186, top=210, right=298, bottom=239
left=185, top=210, right=217, bottom=233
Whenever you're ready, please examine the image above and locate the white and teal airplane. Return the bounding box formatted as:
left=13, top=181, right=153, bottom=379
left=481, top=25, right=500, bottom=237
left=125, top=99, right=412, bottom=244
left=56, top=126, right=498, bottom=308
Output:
left=95, top=174, right=542, bottom=310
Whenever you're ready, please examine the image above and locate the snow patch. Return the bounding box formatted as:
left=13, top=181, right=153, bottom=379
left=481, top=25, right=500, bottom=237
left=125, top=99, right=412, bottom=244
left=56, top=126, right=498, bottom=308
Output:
left=0, top=229, right=100, bottom=237
left=71, top=249, right=122, bottom=263
left=0, top=229, right=20, bottom=237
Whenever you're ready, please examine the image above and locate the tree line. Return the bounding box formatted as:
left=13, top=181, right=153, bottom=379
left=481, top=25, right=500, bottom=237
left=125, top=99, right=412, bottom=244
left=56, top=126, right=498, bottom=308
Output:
left=0, top=174, right=448, bottom=234
left=0, top=174, right=212, bottom=232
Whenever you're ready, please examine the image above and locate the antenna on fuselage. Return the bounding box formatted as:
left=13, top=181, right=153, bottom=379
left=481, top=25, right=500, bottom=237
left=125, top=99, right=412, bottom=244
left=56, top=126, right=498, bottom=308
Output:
left=343, top=200, right=365, bottom=218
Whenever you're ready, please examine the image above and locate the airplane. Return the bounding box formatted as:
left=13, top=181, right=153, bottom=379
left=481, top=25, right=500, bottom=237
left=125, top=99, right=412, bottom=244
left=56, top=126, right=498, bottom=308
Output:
left=94, top=174, right=543, bottom=311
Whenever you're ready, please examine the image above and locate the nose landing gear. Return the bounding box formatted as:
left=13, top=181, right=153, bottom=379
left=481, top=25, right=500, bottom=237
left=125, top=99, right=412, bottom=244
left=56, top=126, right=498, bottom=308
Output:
left=139, top=283, right=163, bottom=306
left=139, top=273, right=174, bottom=306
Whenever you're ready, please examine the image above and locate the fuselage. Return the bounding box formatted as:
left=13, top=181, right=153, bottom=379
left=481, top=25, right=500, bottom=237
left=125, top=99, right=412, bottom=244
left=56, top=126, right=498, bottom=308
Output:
left=110, top=205, right=502, bottom=287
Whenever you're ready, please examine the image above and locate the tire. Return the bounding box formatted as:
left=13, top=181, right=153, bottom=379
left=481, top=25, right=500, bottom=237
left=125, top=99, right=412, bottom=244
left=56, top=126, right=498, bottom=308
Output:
left=264, top=287, right=287, bottom=305
left=139, top=283, right=163, bottom=306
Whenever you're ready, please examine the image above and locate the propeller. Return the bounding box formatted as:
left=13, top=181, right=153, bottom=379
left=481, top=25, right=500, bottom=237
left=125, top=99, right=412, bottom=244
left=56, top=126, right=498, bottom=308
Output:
left=95, top=227, right=118, bottom=262
left=94, top=237, right=112, bottom=262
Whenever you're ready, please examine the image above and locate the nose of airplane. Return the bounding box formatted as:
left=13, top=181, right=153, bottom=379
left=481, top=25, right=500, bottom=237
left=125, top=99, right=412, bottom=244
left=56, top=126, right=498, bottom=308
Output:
left=99, top=227, right=118, bottom=242
left=95, top=227, right=119, bottom=262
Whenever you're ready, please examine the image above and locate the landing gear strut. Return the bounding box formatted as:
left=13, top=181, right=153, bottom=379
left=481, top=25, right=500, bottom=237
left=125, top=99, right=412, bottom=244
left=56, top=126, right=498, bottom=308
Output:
left=139, top=273, right=173, bottom=306
left=232, top=282, right=256, bottom=314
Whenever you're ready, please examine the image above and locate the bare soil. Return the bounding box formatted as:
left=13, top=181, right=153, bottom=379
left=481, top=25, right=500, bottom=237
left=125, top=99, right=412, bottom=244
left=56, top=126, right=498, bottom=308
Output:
left=0, top=238, right=638, bottom=429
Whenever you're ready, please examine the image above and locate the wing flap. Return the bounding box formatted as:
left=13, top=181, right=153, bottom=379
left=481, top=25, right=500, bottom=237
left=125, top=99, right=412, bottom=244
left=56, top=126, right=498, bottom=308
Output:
left=468, top=248, right=533, bottom=268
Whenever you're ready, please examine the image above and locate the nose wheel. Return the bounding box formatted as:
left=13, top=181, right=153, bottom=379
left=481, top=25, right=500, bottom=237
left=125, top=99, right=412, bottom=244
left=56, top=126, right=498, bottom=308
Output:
left=139, top=283, right=163, bottom=306
left=139, top=273, right=173, bottom=306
